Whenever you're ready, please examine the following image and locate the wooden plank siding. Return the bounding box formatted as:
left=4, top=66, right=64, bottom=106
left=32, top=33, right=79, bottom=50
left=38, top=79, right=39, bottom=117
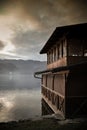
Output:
left=47, top=37, right=87, bottom=69
left=65, top=67, right=87, bottom=118
left=47, top=57, right=67, bottom=69
left=54, top=74, right=65, bottom=96
left=42, top=72, right=67, bottom=117
left=41, top=65, right=87, bottom=118
left=47, top=38, right=67, bottom=69
left=67, top=56, right=87, bottom=66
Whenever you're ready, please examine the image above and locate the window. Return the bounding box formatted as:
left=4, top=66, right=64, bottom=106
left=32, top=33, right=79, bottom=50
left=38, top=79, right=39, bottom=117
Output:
left=55, top=44, right=59, bottom=60
left=48, top=51, right=51, bottom=63
left=63, top=39, right=67, bottom=57
left=84, top=50, right=87, bottom=56
left=68, top=39, right=83, bottom=56
left=52, top=49, right=54, bottom=62
left=83, top=40, right=87, bottom=56
left=59, top=43, right=62, bottom=58
left=54, top=47, right=57, bottom=61
left=47, top=53, right=49, bottom=64
left=50, top=51, right=52, bottom=63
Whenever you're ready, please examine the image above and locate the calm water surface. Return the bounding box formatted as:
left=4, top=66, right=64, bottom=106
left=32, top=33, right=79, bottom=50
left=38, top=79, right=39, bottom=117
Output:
left=0, top=74, right=41, bottom=122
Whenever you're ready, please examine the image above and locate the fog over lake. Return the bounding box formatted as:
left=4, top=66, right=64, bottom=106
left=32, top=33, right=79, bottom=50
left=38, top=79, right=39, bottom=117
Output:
left=0, top=60, right=46, bottom=122
left=0, top=74, right=41, bottom=122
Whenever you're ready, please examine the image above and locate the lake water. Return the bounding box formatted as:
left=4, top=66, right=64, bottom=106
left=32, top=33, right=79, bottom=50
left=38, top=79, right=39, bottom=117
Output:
left=0, top=74, right=42, bottom=122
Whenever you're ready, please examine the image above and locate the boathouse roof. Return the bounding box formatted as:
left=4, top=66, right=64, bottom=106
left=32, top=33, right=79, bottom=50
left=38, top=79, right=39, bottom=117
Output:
left=40, top=23, right=87, bottom=54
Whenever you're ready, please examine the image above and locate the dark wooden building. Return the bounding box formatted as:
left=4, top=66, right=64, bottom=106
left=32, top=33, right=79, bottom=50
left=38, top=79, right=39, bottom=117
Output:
left=35, top=23, right=87, bottom=118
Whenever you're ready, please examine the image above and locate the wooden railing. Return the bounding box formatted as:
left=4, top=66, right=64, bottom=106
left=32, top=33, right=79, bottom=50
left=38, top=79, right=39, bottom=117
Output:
left=42, top=86, right=65, bottom=114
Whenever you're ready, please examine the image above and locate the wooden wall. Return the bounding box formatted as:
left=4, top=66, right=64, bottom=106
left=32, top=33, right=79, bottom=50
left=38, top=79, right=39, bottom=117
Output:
left=47, top=74, right=53, bottom=90
left=41, top=62, right=87, bottom=118
left=42, top=74, right=47, bottom=87
left=67, top=56, right=87, bottom=66
left=66, top=68, right=87, bottom=97
left=54, top=74, right=65, bottom=96
left=42, top=73, right=66, bottom=96
left=65, top=66, right=87, bottom=118
left=42, top=72, right=66, bottom=117
left=47, top=37, right=67, bottom=69
left=46, top=37, right=87, bottom=69
left=47, top=57, right=67, bottom=69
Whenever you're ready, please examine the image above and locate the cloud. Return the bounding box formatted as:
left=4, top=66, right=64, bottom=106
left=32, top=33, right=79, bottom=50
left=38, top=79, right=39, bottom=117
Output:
left=10, top=27, right=48, bottom=60
left=0, top=0, right=87, bottom=60
left=0, top=40, right=5, bottom=50
left=0, top=0, right=87, bottom=27
left=0, top=0, right=87, bottom=29
left=10, top=0, right=87, bottom=60
left=0, top=53, right=23, bottom=60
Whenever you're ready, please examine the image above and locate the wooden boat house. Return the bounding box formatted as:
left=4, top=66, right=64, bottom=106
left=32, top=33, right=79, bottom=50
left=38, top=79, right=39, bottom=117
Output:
left=35, top=23, right=87, bottom=118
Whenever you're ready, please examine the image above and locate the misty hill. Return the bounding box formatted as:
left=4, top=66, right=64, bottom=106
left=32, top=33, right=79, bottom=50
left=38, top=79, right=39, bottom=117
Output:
left=0, top=60, right=46, bottom=74
left=0, top=62, right=17, bottom=74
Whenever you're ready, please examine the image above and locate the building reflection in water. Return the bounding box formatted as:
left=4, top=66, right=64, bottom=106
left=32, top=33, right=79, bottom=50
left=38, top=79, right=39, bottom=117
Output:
left=41, top=98, right=54, bottom=116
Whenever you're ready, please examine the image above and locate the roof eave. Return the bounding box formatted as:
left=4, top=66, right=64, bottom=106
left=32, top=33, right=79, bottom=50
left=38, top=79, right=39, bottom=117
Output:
left=40, top=23, right=87, bottom=54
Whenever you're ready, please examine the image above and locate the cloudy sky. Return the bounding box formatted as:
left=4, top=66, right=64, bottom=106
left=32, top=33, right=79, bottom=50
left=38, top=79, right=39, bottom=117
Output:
left=0, top=0, right=87, bottom=60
